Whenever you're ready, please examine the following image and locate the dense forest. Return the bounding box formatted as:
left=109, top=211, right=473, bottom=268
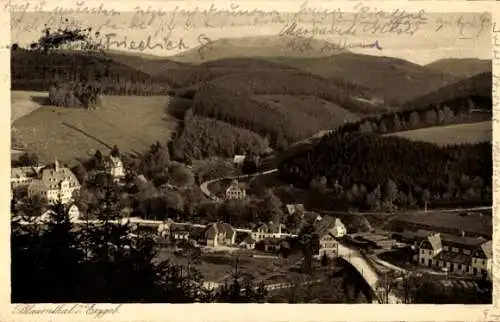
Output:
left=278, top=133, right=492, bottom=210
left=12, top=48, right=171, bottom=95
left=172, top=115, right=270, bottom=160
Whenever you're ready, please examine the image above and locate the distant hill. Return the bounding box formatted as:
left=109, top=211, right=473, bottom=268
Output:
left=169, top=35, right=348, bottom=63
left=426, top=58, right=492, bottom=79
left=402, top=72, right=492, bottom=110
left=270, top=53, right=458, bottom=106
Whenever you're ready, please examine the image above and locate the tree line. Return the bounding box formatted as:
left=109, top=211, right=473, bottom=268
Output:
left=336, top=96, right=491, bottom=137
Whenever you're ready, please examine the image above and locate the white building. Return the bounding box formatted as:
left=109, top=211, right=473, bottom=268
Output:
left=104, top=155, right=125, bottom=181
left=225, top=180, right=246, bottom=200
left=251, top=222, right=287, bottom=242
left=11, top=165, right=44, bottom=189
left=417, top=232, right=492, bottom=280
left=67, top=204, right=80, bottom=222
left=315, top=216, right=347, bottom=259
left=27, top=160, right=81, bottom=205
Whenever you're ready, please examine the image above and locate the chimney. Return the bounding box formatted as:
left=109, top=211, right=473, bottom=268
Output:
left=54, top=158, right=59, bottom=171
left=461, top=229, right=465, bottom=237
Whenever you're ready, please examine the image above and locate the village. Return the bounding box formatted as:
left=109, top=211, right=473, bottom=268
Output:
left=10, top=151, right=493, bottom=297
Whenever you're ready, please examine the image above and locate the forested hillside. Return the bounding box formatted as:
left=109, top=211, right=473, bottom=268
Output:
left=11, top=49, right=171, bottom=95
left=425, top=58, right=491, bottom=79
left=402, top=72, right=492, bottom=110
left=270, top=53, right=458, bottom=106
left=172, top=115, right=270, bottom=160
left=278, top=133, right=492, bottom=210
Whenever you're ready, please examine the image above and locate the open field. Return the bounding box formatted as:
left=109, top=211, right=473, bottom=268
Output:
left=11, top=90, right=47, bottom=123
left=387, top=121, right=492, bottom=146
left=157, top=248, right=300, bottom=282
left=12, top=94, right=176, bottom=164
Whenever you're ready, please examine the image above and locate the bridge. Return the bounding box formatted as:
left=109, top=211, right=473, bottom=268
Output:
left=336, top=242, right=404, bottom=304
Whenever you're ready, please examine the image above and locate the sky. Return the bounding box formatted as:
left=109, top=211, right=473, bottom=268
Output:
left=10, top=8, right=492, bottom=65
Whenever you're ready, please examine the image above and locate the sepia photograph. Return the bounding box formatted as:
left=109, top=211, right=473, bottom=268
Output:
left=9, top=2, right=493, bottom=306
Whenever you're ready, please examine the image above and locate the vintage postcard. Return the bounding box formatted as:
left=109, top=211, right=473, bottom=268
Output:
left=3, top=0, right=500, bottom=320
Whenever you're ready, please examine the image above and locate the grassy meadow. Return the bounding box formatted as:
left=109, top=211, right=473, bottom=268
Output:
left=387, top=121, right=492, bottom=146
left=12, top=92, right=177, bottom=163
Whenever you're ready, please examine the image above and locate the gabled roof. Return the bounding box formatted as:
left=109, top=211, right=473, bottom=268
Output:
left=30, top=165, right=80, bottom=191
left=286, top=203, right=305, bottom=215
left=302, top=211, right=322, bottom=224
left=233, top=155, right=246, bottom=164
left=226, top=180, right=244, bottom=192
left=205, top=222, right=236, bottom=239
left=421, top=233, right=442, bottom=253
left=105, top=155, right=123, bottom=166
left=481, top=240, right=492, bottom=259
left=11, top=166, right=42, bottom=179
left=314, top=215, right=343, bottom=238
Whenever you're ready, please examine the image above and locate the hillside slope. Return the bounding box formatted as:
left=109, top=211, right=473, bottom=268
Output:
left=12, top=95, right=175, bottom=163
left=402, top=72, right=492, bottom=110
left=270, top=53, right=457, bottom=106
left=425, top=58, right=492, bottom=79
left=387, top=121, right=492, bottom=146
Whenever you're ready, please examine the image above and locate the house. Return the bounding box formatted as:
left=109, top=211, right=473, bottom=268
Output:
left=471, top=240, right=492, bottom=280
left=239, top=235, right=256, bottom=249
left=171, top=224, right=191, bottom=241
left=157, top=218, right=175, bottom=238
left=233, top=155, right=246, bottom=167
left=286, top=204, right=305, bottom=216
left=159, top=183, right=176, bottom=193
left=256, top=238, right=282, bottom=253
left=251, top=221, right=286, bottom=242
left=205, top=222, right=237, bottom=247
left=11, top=165, right=44, bottom=189
left=67, top=204, right=80, bottom=222
left=104, top=155, right=125, bottom=181
left=416, top=232, right=492, bottom=280
left=225, top=180, right=246, bottom=200
left=38, top=209, right=56, bottom=223
left=27, top=160, right=81, bottom=205
left=315, top=216, right=347, bottom=258
left=302, top=211, right=322, bottom=225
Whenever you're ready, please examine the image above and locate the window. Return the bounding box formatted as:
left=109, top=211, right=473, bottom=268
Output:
left=421, top=258, right=425, bottom=264
left=452, top=247, right=459, bottom=253
left=443, top=245, right=449, bottom=251
left=463, top=249, right=471, bottom=255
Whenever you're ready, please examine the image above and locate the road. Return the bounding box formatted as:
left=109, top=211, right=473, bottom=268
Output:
left=199, top=169, right=278, bottom=201
left=336, top=242, right=402, bottom=303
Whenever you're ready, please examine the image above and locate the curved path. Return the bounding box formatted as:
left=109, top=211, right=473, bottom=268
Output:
left=200, top=169, right=278, bottom=201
